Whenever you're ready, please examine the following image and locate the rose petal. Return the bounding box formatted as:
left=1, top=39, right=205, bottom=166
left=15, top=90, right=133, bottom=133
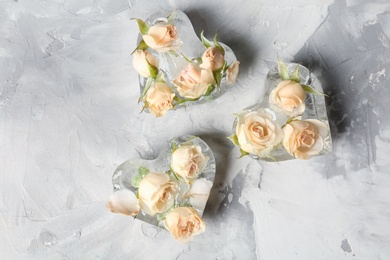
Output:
left=189, top=178, right=213, bottom=210
left=306, top=119, right=329, bottom=139
left=148, top=24, right=169, bottom=43
left=106, top=189, right=140, bottom=216
left=227, top=61, right=240, bottom=84
left=200, top=69, right=215, bottom=85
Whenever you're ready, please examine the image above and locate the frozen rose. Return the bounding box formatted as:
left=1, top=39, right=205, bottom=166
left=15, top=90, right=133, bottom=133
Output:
left=106, top=189, right=140, bottom=216
left=282, top=119, right=329, bottom=160
left=235, top=109, right=283, bottom=158
left=145, top=82, right=175, bottom=117
left=173, top=64, right=215, bottom=99
left=199, top=47, right=225, bottom=71
left=226, top=61, right=240, bottom=84
left=171, top=144, right=209, bottom=182
left=132, top=50, right=158, bottom=78
left=138, top=172, right=178, bottom=216
left=164, top=207, right=206, bottom=243
left=188, top=178, right=213, bottom=210
left=269, top=80, right=306, bottom=117
left=142, top=23, right=180, bottom=52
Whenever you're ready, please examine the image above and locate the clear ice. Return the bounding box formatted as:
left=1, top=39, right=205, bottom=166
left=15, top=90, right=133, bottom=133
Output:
left=136, top=10, right=239, bottom=110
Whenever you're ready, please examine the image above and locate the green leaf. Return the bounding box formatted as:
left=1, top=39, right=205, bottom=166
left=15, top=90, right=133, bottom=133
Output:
left=204, top=84, right=215, bottom=96
left=181, top=53, right=202, bottom=64
left=157, top=212, right=166, bottom=222
left=227, top=134, right=239, bottom=146
left=155, top=73, right=166, bottom=83
left=221, top=61, right=229, bottom=74
left=285, top=116, right=296, bottom=125
left=140, top=101, right=149, bottom=113
left=172, top=171, right=180, bottom=181
left=171, top=141, right=178, bottom=153
left=200, top=31, right=212, bottom=49
left=131, top=40, right=148, bottom=55
left=132, top=18, right=149, bottom=35
left=181, top=52, right=197, bottom=63
left=168, top=167, right=181, bottom=181
left=301, top=84, right=328, bottom=97
left=167, top=10, right=176, bottom=21
left=131, top=174, right=142, bottom=188
left=181, top=200, right=191, bottom=207
left=213, top=32, right=225, bottom=55
left=266, top=156, right=278, bottom=163
left=168, top=50, right=179, bottom=57
left=138, top=77, right=153, bottom=103
left=173, top=95, right=199, bottom=105
left=239, top=149, right=249, bottom=158
left=277, top=56, right=289, bottom=80
left=290, top=64, right=300, bottom=83
left=138, top=166, right=150, bottom=177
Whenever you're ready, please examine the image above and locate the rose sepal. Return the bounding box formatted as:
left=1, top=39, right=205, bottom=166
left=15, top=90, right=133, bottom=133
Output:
left=302, top=84, right=328, bottom=97
left=131, top=40, right=148, bottom=55
left=200, top=30, right=212, bottom=49
left=132, top=18, right=149, bottom=35
left=290, top=65, right=300, bottom=83
left=146, top=56, right=159, bottom=78
left=181, top=52, right=202, bottom=64
left=277, top=56, right=290, bottom=80
left=138, top=77, right=153, bottom=103
left=213, top=32, right=225, bottom=55
left=212, top=65, right=224, bottom=89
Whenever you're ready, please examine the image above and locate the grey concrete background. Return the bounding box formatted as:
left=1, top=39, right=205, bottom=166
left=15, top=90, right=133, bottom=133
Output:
left=1, top=0, right=390, bottom=259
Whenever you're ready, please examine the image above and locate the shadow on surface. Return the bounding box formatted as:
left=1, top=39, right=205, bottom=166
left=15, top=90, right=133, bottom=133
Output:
left=184, top=7, right=259, bottom=75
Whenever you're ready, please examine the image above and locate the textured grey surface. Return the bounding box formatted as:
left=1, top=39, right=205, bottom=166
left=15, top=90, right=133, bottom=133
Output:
left=1, top=0, right=390, bottom=259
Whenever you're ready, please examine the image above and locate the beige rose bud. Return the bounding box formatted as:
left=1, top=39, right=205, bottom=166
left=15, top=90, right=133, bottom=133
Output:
left=226, top=61, right=240, bottom=84
left=188, top=178, right=213, bottom=210
left=236, top=109, right=283, bottom=158
left=145, top=82, right=175, bottom=117
left=173, top=64, right=215, bottom=99
left=132, top=50, right=158, bottom=78
left=269, top=80, right=306, bottom=117
left=164, top=207, right=206, bottom=243
left=142, top=23, right=181, bottom=52
left=106, top=189, right=140, bottom=216
left=282, top=119, right=329, bottom=160
left=171, top=144, right=209, bottom=182
left=199, top=47, right=225, bottom=71
left=138, top=172, right=178, bottom=216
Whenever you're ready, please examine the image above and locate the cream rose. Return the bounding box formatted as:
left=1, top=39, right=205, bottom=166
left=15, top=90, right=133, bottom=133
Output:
left=142, top=23, right=180, bottom=52
left=132, top=50, right=158, bottom=78
left=171, top=144, right=209, bottom=182
left=106, top=189, right=140, bottom=216
left=199, top=47, right=225, bottom=71
left=269, top=80, right=306, bottom=117
left=164, top=207, right=206, bottom=243
left=235, top=109, right=283, bottom=158
left=138, top=172, right=178, bottom=216
left=226, top=61, right=240, bottom=84
left=172, top=64, right=215, bottom=99
left=145, top=82, right=175, bottom=117
left=282, top=119, right=329, bottom=160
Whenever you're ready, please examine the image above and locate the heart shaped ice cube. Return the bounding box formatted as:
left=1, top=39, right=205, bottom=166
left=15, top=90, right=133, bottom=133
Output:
left=230, top=62, right=332, bottom=161
left=132, top=10, right=239, bottom=117
left=108, top=135, right=215, bottom=229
